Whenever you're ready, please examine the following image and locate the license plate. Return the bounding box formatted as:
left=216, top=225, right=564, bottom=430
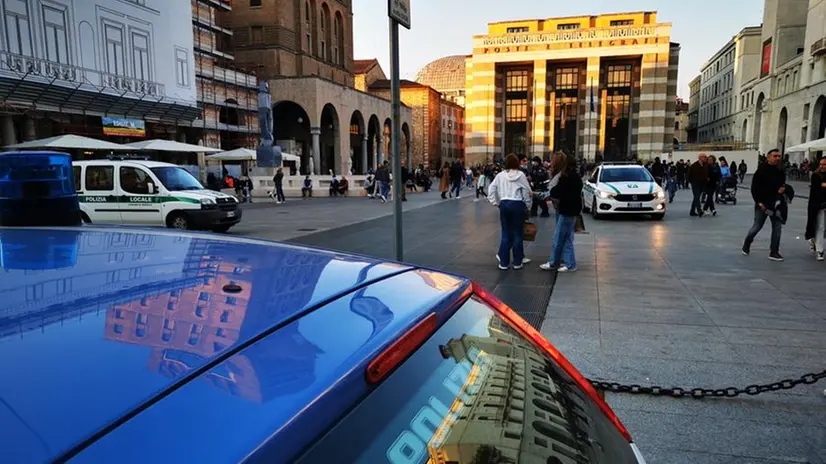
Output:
left=627, top=202, right=643, bottom=208
left=227, top=211, right=235, bottom=218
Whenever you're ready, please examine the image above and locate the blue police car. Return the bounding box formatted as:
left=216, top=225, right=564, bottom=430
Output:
left=0, top=152, right=646, bottom=463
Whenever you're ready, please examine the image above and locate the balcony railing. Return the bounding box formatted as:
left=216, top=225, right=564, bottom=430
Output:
left=812, top=38, right=826, bottom=57
left=0, top=50, right=164, bottom=97
left=197, top=64, right=257, bottom=88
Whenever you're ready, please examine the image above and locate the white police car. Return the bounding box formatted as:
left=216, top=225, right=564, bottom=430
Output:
left=73, top=158, right=241, bottom=232
left=582, top=163, right=666, bottom=220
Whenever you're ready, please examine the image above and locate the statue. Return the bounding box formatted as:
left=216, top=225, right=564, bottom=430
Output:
left=256, top=81, right=281, bottom=167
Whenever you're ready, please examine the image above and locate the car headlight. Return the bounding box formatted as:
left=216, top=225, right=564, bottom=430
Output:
left=655, top=189, right=666, bottom=199
left=200, top=197, right=216, bottom=205
left=598, top=190, right=615, bottom=199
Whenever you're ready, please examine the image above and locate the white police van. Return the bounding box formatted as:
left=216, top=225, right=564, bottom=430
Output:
left=73, top=159, right=241, bottom=232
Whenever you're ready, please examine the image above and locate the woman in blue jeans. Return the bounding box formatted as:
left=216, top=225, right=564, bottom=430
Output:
left=487, top=154, right=533, bottom=270
left=540, top=155, right=583, bottom=273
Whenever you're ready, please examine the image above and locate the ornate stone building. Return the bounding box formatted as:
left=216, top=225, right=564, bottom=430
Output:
left=464, top=12, right=680, bottom=164
left=228, top=0, right=411, bottom=175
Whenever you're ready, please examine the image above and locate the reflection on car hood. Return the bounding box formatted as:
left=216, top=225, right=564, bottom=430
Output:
left=0, top=227, right=409, bottom=463
left=601, top=181, right=656, bottom=195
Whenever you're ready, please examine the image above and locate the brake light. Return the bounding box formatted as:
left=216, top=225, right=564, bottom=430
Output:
left=471, top=282, right=633, bottom=442
left=366, top=313, right=438, bottom=385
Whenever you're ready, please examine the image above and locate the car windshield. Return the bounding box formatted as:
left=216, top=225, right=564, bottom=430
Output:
left=600, top=168, right=653, bottom=183
left=298, top=297, right=637, bottom=464
left=150, top=167, right=203, bottom=191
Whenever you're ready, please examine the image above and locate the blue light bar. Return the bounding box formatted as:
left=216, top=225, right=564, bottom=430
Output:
left=0, top=229, right=79, bottom=270
left=0, top=151, right=81, bottom=227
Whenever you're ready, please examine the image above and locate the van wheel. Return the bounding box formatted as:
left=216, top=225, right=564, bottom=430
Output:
left=80, top=212, right=91, bottom=224
left=212, top=225, right=231, bottom=233
left=168, top=213, right=190, bottom=230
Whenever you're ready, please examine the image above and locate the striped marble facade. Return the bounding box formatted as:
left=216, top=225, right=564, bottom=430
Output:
left=464, top=12, right=679, bottom=165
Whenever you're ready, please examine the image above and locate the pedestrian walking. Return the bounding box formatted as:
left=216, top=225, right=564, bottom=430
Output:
left=677, top=160, right=688, bottom=189
left=742, top=149, right=787, bottom=261
left=688, top=153, right=709, bottom=216
left=272, top=168, right=285, bottom=203
left=488, top=153, right=532, bottom=270
left=375, top=161, right=391, bottom=202
left=805, top=157, right=826, bottom=261
left=529, top=156, right=551, bottom=217
left=474, top=170, right=487, bottom=202
left=439, top=162, right=450, bottom=199
left=540, top=154, right=582, bottom=273
left=738, top=160, right=748, bottom=183
left=703, top=155, right=720, bottom=216
left=450, top=161, right=463, bottom=199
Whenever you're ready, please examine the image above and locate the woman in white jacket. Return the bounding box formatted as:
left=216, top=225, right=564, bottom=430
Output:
left=488, top=154, right=533, bottom=270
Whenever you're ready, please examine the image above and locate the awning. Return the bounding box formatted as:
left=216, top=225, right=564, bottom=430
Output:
left=122, top=139, right=222, bottom=153
left=206, top=148, right=301, bottom=165
left=5, top=134, right=130, bottom=151
left=786, top=137, right=826, bottom=152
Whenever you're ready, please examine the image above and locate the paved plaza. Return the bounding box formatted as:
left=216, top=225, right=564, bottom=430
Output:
left=234, top=182, right=826, bottom=463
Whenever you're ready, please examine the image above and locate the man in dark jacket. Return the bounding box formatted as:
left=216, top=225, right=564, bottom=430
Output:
left=676, top=160, right=688, bottom=189
left=272, top=168, right=285, bottom=203
left=742, top=149, right=787, bottom=261
left=529, top=156, right=550, bottom=217
left=687, top=153, right=709, bottom=216
left=375, top=161, right=391, bottom=202
left=400, top=164, right=410, bottom=202
left=805, top=157, right=826, bottom=260
left=651, top=157, right=665, bottom=185
left=449, top=161, right=463, bottom=199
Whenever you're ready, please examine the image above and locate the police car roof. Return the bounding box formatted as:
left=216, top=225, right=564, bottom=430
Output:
left=73, top=159, right=176, bottom=168
left=0, top=227, right=469, bottom=463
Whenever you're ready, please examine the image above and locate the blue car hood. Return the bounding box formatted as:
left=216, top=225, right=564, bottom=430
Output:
left=0, top=227, right=409, bottom=463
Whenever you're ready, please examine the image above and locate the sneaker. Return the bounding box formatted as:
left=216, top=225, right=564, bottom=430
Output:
left=513, top=263, right=524, bottom=270
left=456, top=196, right=461, bottom=200
left=495, top=254, right=501, bottom=264
left=809, top=239, right=816, bottom=253
left=558, top=265, right=577, bottom=273
left=818, top=252, right=824, bottom=262
left=539, top=262, right=558, bottom=271
left=380, top=196, right=387, bottom=203
left=768, top=253, right=784, bottom=262
left=473, top=198, right=479, bottom=202
left=712, top=210, right=717, bottom=217
left=521, top=257, right=531, bottom=264
left=741, top=246, right=750, bottom=256
left=498, top=264, right=508, bottom=270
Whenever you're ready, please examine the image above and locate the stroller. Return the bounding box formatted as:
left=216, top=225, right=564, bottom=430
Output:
left=716, top=175, right=738, bottom=205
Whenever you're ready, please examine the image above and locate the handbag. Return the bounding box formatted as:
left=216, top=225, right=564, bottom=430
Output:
left=523, top=221, right=537, bottom=242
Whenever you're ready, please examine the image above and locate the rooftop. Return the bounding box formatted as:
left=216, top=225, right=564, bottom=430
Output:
left=414, top=55, right=468, bottom=94
left=353, top=59, right=380, bottom=75
left=487, top=11, right=657, bottom=25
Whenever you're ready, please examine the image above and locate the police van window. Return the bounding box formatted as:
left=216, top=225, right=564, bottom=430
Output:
left=85, top=166, right=114, bottom=191
left=297, top=297, right=637, bottom=464
left=120, top=167, right=152, bottom=194
left=72, top=166, right=81, bottom=191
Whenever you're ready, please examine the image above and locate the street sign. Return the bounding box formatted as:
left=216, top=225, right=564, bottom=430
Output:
left=388, top=0, right=410, bottom=29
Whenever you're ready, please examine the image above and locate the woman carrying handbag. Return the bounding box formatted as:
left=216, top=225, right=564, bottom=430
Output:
left=488, top=153, right=533, bottom=270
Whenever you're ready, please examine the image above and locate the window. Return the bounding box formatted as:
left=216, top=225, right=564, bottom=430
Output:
left=42, top=5, right=69, bottom=64
left=85, top=166, right=114, bottom=191
left=506, top=26, right=529, bottom=33
left=103, top=22, right=125, bottom=76
left=505, top=98, right=528, bottom=122
left=606, top=64, right=632, bottom=88
left=72, top=166, right=81, bottom=191
left=120, top=167, right=153, bottom=194
left=610, top=19, right=634, bottom=26
left=175, top=47, right=189, bottom=87
left=320, top=6, right=329, bottom=61
left=4, top=0, right=33, bottom=56
left=250, top=0, right=261, bottom=6
left=505, top=69, right=529, bottom=91
left=251, top=26, right=263, bottom=44
left=557, top=23, right=579, bottom=30
left=332, top=16, right=340, bottom=65
left=296, top=298, right=640, bottom=464
left=130, top=30, right=151, bottom=81
left=305, top=2, right=312, bottom=52
left=803, top=103, right=810, bottom=121
left=675, top=121, right=680, bottom=130
left=554, top=67, right=578, bottom=90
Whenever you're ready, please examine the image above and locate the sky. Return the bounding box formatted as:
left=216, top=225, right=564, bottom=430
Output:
left=352, top=0, right=766, bottom=99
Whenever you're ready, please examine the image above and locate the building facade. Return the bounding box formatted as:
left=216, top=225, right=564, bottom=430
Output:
left=0, top=0, right=200, bottom=147
left=674, top=98, right=688, bottom=145
left=686, top=75, right=701, bottom=142
left=464, top=12, right=679, bottom=165
left=735, top=0, right=826, bottom=159
left=693, top=26, right=762, bottom=144
left=188, top=0, right=258, bottom=150
left=229, top=0, right=411, bottom=175
left=368, top=79, right=438, bottom=168
left=440, top=98, right=464, bottom=165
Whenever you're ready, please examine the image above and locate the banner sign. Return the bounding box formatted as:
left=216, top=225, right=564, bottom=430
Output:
left=102, top=117, right=146, bottom=137
left=482, top=26, right=657, bottom=47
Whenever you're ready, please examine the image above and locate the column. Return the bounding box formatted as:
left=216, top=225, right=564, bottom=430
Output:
left=638, top=49, right=670, bottom=160
left=311, top=127, right=321, bottom=175
left=376, top=134, right=383, bottom=166
left=361, top=135, right=368, bottom=174
left=22, top=116, right=36, bottom=141
left=1, top=115, right=16, bottom=147
left=583, top=56, right=600, bottom=161
left=531, top=60, right=548, bottom=160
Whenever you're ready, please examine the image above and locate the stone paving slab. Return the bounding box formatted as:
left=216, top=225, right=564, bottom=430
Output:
left=540, top=185, right=826, bottom=462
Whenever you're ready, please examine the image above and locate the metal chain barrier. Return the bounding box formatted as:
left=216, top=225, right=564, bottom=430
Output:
left=589, top=369, right=826, bottom=398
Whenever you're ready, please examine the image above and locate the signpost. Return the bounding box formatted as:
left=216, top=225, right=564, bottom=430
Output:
left=388, top=0, right=410, bottom=261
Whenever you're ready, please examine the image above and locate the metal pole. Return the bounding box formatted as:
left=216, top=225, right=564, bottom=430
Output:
left=390, top=18, right=403, bottom=261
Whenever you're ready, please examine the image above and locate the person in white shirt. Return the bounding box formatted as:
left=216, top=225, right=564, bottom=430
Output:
left=488, top=154, right=533, bottom=270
